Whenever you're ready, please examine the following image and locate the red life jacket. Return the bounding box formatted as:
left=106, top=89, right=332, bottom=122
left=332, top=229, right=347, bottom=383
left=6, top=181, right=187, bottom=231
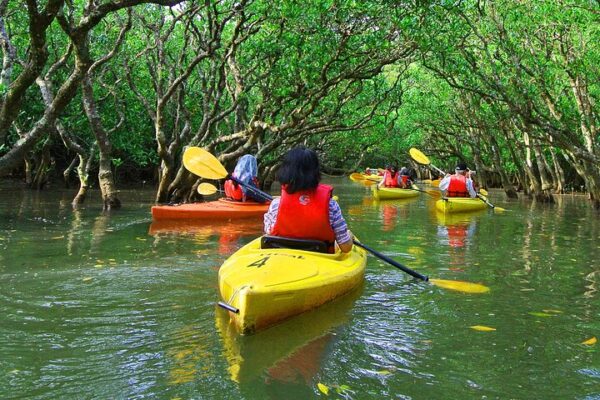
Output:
left=271, top=184, right=336, bottom=245
left=384, top=171, right=399, bottom=188
left=224, top=179, right=243, bottom=201
left=447, top=174, right=469, bottom=198
left=399, top=175, right=410, bottom=188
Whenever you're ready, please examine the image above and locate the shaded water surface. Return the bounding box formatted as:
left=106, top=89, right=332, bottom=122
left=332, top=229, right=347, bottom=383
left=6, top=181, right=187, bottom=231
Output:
left=1, top=179, right=598, bottom=399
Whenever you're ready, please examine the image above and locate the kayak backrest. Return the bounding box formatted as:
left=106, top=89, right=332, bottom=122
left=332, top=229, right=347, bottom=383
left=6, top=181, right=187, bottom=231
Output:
left=261, top=235, right=329, bottom=254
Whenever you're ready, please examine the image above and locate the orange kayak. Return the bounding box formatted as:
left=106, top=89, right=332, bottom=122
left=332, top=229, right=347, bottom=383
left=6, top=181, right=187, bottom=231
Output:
left=151, top=198, right=270, bottom=220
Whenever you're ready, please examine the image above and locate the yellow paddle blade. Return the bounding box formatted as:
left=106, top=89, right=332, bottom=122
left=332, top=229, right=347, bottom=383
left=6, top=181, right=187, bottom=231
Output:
left=350, top=172, right=365, bottom=180
left=409, top=148, right=430, bottom=165
left=493, top=206, right=507, bottom=212
left=479, top=188, right=489, bottom=196
left=183, top=147, right=228, bottom=179
left=424, top=189, right=441, bottom=198
left=430, top=278, right=490, bottom=294
left=362, top=179, right=376, bottom=186
left=197, top=182, right=218, bottom=195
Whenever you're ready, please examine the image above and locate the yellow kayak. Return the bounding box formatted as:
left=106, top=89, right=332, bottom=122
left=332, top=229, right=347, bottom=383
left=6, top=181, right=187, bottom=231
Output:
left=372, top=185, right=420, bottom=200
left=435, top=196, right=487, bottom=213
left=218, top=236, right=367, bottom=335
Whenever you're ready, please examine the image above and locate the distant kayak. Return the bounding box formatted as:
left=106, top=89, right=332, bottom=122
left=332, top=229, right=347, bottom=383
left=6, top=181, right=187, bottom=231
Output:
left=349, top=173, right=382, bottom=182
left=151, top=198, right=269, bottom=220
left=435, top=196, right=487, bottom=213
left=372, top=185, right=420, bottom=200
left=218, top=236, right=367, bottom=335
left=422, top=179, right=440, bottom=187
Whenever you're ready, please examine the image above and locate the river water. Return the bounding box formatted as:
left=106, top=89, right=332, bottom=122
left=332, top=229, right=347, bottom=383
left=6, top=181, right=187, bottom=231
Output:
left=1, top=178, right=598, bottom=399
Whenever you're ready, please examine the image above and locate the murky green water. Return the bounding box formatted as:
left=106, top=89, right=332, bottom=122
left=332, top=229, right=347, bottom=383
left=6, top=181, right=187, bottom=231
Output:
left=1, top=178, right=598, bottom=399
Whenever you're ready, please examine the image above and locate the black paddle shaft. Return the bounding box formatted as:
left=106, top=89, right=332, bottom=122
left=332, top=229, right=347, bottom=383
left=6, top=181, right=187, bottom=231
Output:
left=230, top=176, right=273, bottom=203
left=353, top=240, right=429, bottom=282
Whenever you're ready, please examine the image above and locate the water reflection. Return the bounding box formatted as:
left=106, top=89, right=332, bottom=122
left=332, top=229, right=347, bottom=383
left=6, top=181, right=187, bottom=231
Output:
left=433, top=210, right=483, bottom=269
left=149, top=220, right=263, bottom=255
left=216, top=287, right=362, bottom=386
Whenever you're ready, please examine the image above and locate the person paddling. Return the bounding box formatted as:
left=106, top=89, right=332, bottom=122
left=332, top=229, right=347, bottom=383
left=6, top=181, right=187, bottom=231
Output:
left=224, top=154, right=266, bottom=203
left=378, top=164, right=400, bottom=188
left=397, top=167, right=413, bottom=189
left=263, top=147, right=353, bottom=253
left=439, top=162, right=477, bottom=198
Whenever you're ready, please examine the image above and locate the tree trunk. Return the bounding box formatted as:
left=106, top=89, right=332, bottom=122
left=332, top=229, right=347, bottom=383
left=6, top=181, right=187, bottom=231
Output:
left=81, top=76, right=121, bottom=210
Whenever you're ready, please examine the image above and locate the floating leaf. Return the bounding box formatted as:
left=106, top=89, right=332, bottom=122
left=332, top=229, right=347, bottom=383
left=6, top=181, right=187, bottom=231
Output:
left=582, top=337, right=597, bottom=345
left=136, top=237, right=147, bottom=241
left=82, top=277, right=93, bottom=282
left=317, top=382, right=329, bottom=395
left=376, top=370, right=392, bottom=375
left=470, top=325, right=496, bottom=331
left=94, top=264, right=103, bottom=268
left=542, top=309, right=563, bottom=314
left=51, top=236, right=64, bottom=240
left=528, top=312, right=554, bottom=317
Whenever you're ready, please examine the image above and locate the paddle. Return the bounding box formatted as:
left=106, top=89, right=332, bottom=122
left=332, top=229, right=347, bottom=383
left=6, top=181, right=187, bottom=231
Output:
left=183, top=147, right=272, bottom=203
left=478, top=189, right=506, bottom=212
left=352, top=241, right=488, bottom=293
left=197, top=182, right=220, bottom=196
left=409, top=148, right=447, bottom=177
left=409, top=185, right=441, bottom=198
left=186, top=148, right=489, bottom=294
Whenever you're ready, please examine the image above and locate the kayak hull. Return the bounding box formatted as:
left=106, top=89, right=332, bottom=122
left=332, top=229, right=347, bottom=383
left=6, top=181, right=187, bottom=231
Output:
left=151, top=198, right=269, bottom=220
left=435, top=197, right=487, bottom=213
left=218, top=237, right=367, bottom=335
left=372, top=186, right=420, bottom=200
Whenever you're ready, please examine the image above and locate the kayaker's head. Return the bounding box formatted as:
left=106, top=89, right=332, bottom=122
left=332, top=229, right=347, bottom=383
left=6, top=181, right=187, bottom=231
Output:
left=455, top=162, right=468, bottom=175
left=386, top=164, right=398, bottom=174
left=233, top=154, right=258, bottom=179
left=399, top=167, right=409, bottom=176
left=277, top=146, right=321, bottom=194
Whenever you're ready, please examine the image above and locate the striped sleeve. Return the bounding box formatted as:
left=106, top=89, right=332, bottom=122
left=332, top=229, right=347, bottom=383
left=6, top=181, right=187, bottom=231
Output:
left=329, top=199, right=351, bottom=244
left=263, top=197, right=280, bottom=234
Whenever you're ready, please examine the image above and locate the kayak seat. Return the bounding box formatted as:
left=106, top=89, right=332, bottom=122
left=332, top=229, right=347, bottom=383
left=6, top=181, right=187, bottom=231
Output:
left=261, top=235, right=329, bottom=254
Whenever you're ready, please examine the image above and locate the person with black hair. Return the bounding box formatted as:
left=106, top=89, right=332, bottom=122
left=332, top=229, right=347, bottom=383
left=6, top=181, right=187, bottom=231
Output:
left=397, top=167, right=413, bottom=189
left=263, top=147, right=353, bottom=253
left=439, top=162, right=477, bottom=198
left=378, top=164, right=400, bottom=188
